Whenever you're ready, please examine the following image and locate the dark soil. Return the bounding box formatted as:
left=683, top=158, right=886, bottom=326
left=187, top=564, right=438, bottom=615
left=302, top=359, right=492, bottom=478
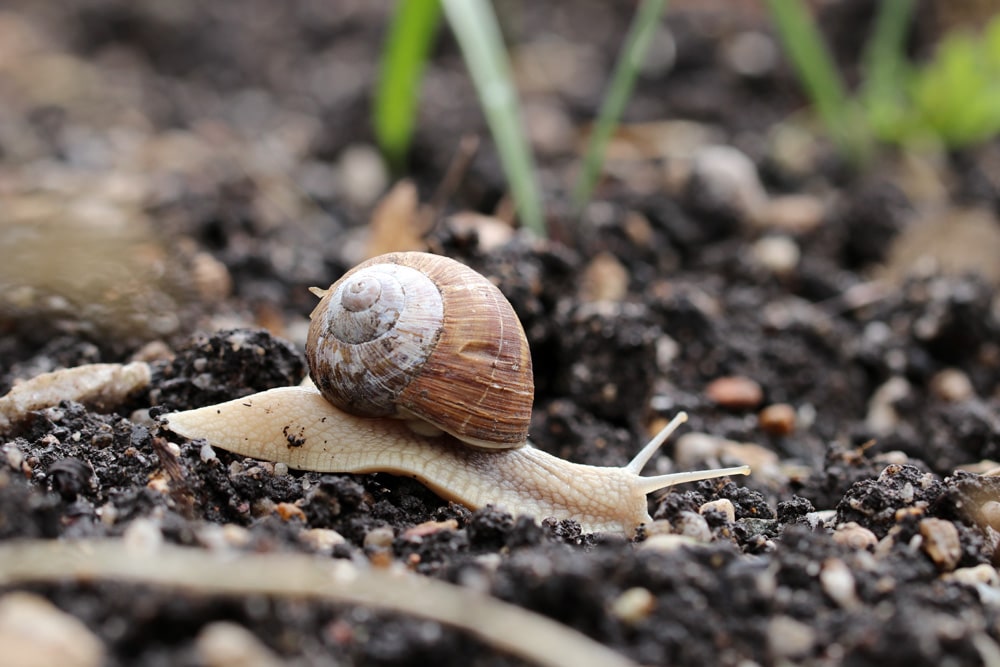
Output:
left=2, top=2, right=1000, bottom=666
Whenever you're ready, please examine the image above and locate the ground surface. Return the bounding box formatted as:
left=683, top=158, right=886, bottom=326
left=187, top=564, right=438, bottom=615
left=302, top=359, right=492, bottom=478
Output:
left=2, top=2, right=1000, bottom=666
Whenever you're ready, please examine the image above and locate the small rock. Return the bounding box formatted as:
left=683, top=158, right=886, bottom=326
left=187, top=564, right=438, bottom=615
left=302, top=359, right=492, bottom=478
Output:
left=610, top=587, right=656, bottom=624
left=820, top=558, right=859, bottom=608
left=579, top=251, right=629, bottom=303
left=689, top=145, right=767, bottom=223
left=705, top=376, right=763, bottom=410
left=674, top=511, right=712, bottom=542
left=768, top=615, right=815, bottom=658
left=274, top=502, right=306, bottom=522
left=945, top=564, right=1000, bottom=588
left=0, top=592, right=105, bottom=667
left=699, top=498, right=736, bottom=523
left=364, top=526, right=395, bottom=549
left=929, top=368, right=974, bottom=402
left=402, top=519, right=459, bottom=540
left=920, top=518, right=962, bottom=571
left=673, top=432, right=723, bottom=468
left=638, top=533, right=700, bottom=552
left=758, top=403, right=797, bottom=436
left=832, top=522, right=878, bottom=551
left=196, top=621, right=282, bottom=667
left=866, top=376, right=911, bottom=436
left=299, top=528, right=347, bottom=554
left=123, top=518, right=163, bottom=554
left=751, top=235, right=800, bottom=275
left=336, top=144, right=388, bottom=209
left=753, top=194, right=825, bottom=233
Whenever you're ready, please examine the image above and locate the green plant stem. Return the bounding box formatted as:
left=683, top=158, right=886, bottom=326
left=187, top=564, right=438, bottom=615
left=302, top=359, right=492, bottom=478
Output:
left=442, top=0, right=545, bottom=236
left=374, top=0, right=443, bottom=171
left=572, top=0, right=668, bottom=215
left=863, top=0, right=915, bottom=96
left=766, top=0, right=871, bottom=166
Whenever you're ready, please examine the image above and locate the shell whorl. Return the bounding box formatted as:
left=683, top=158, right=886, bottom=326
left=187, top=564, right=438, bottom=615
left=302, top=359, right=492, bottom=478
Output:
left=306, top=252, right=534, bottom=449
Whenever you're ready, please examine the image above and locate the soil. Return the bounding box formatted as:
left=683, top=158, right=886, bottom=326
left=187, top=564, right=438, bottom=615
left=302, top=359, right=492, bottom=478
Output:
left=2, top=2, right=1000, bottom=666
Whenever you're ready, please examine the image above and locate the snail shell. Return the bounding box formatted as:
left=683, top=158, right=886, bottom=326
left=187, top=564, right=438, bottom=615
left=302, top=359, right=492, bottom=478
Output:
left=305, top=252, right=533, bottom=449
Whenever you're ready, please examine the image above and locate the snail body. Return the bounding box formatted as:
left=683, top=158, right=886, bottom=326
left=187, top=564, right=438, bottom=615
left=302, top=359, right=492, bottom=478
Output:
left=164, top=252, right=749, bottom=535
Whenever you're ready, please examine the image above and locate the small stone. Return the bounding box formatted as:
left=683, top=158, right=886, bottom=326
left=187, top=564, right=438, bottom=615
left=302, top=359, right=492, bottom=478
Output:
left=674, top=511, right=712, bottom=542
left=196, top=621, right=282, bottom=667
left=638, top=534, right=700, bottom=553
left=945, top=564, right=1000, bottom=587
left=768, top=615, right=815, bottom=658
left=610, top=587, right=656, bottom=624
left=336, top=144, right=388, bottom=209
left=699, top=498, right=736, bottom=523
left=689, top=145, right=767, bottom=222
left=929, top=368, right=974, bottom=402
left=364, top=526, right=395, bottom=549
left=123, top=518, right=163, bottom=554
left=758, top=403, right=797, bottom=436
left=919, top=518, right=962, bottom=571
left=274, top=502, right=306, bottom=522
left=866, top=376, right=911, bottom=436
left=0, top=592, right=105, bottom=667
left=832, top=522, right=878, bottom=551
left=753, top=194, right=825, bottom=233
left=402, top=519, right=459, bottom=540
left=200, top=443, right=217, bottom=463
left=980, top=501, right=1000, bottom=531
left=820, top=558, right=859, bottom=609
left=751, top=235, right=800, bottom=275
left=299, top=528, right=347, bottom=554
left=673, top=432, right=723, bottom=468
left=579, top=252, right=629, bottom=304
left=705, top=376, right=763, bottom=410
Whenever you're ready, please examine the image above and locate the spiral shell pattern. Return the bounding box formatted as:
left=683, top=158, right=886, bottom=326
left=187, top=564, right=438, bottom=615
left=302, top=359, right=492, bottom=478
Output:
left=306, top=252, right=533, bottom=449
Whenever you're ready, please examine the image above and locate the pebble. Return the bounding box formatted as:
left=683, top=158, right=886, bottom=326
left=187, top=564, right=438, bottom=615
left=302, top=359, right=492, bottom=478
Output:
left=705, top=376, right=763, bottom=410
left=195, top=621, right=282, bottom=667
left=579, top=251, right=629, bottom=303
left=274, top=502, right=306, bottom=522
left=689, top=145, right=767, bottom=222
left=364, top=526, right=395, bottom=550
left=336, top=144, right=388, bottom=209
left=929, top=368, right=975, bottom=402
left=638, top=534, right=701, bottom=553
left=123, top=518, right=163, bottom=554
left=673, top=432, right=723, bottom=468
left=945, top=564, right=1000, bottom=588
left=768, top=615, right=815, bottom=658
left=0, top=592, right=105, bottom=667
left=610, top=587, right=656, bottom=624
left=866, top=376, right=911, bottom=436
left=752, top=194, right=825, bottom=233
left=981, top=501, right=1000, bottom=531
left=751, top=235, right=800, bottom=275
left=699, top=498, right=736, bottom=524
left=674, top=511, right=712, bottom=542
left=299, top=528, right=347, bottom=554
left=919, top=518, right=962, bottom=571
left=832, top=522, right=878, bottom=551
left=200, top=443, right=217, bottom=463
left=820, top=558, right=859, bottom=608
left=402, top=519, right=459, bottom=540
left=758, top=403, right=797, bottom=436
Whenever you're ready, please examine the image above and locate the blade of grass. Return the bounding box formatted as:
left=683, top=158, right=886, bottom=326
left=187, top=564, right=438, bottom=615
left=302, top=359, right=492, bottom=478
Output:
left=765, top=0, right=871, bottom=166
left=441, top=0, right=545, bottom=236
left=374, top=0, right=443, bottom=171
left=862, top=0, right=914, bottom=97
left=572, top=0, right=668, bottom=215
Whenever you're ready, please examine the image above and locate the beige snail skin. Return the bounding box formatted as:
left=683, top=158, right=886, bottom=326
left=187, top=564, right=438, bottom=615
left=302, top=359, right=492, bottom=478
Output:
left=164, top=252, right=750, bottom=534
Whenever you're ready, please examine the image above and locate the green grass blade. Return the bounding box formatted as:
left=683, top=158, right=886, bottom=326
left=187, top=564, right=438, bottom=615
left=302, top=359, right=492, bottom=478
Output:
left=441, top=0, right=545, bottom=236
left=374, top=0, right=443, bottom=170
left=572, top=0, right=668, bottom=214
left=766, top=0, right=871, bottom=166
left=862, top=0, right=914, bottom=97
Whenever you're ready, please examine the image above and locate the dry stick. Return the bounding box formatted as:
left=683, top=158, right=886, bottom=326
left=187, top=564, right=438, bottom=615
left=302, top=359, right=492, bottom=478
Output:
left=0, top=539, right=638, bottom=667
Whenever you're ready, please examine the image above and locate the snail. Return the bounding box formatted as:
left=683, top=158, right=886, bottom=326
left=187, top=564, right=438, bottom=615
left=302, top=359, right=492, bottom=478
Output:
left=164, top=252, right=750, bottom=534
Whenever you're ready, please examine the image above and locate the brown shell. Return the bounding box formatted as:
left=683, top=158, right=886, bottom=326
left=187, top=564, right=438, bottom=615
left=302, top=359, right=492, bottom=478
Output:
left=306, top=252, right=533, bottom=449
